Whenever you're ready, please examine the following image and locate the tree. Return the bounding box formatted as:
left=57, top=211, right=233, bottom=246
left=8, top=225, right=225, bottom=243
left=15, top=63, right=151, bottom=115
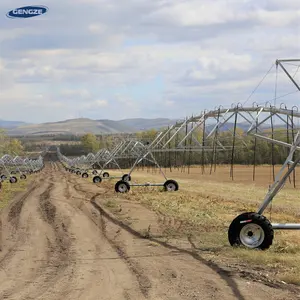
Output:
left=5, top=139, right=24, bottom=155
left=81, top=133, right=100, bottom=153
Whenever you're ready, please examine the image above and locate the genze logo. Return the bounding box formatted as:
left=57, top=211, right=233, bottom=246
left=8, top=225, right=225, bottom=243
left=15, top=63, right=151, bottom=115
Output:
left=6, top=6, right=48, bottom=19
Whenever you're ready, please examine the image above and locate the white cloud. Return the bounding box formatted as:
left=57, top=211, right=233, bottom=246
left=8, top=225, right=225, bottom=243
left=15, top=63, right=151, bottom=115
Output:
left=0, top=0, right=299, bottom=123
left=255, top=9, right=300, bottom=26
left=93, top=100, right=108, bottom=107
left=147, top=1, right=250, bottom=26
left=165, top=100, right=174, bottom=107
left=88, top=23, right=107, bottom=33
left=61, top=89, right=91, bottom=99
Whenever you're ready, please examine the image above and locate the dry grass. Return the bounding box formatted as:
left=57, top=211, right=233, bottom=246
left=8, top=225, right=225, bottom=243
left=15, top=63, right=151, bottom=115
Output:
left=98, top=166, right=300, bottom=285
left=0, top=177, right=34, bottom=210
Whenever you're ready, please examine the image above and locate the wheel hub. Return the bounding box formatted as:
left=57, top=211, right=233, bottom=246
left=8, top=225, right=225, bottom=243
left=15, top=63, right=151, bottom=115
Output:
left=240, top=223, right=265, bottom=248
left=166, top=183, right=176, bottom=191
left=118, top=183, right=127, bottom=192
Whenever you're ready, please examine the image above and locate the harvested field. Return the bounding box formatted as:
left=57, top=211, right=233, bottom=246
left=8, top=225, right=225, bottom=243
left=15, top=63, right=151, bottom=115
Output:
left=0, top=161, right=300, bottom=299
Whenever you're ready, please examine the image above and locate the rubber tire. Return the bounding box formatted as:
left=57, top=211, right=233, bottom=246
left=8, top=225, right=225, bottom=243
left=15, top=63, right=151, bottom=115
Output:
left=82, top=172, right=89, bottom=178
left=122, top=174, right=131, bottom=182
left=92, top=170, right=98, bottom=175
left=115, top=180, right=130, bottom=193
left=228, top=212, right=274, bottom=250
left=163, top=179, right=179, bottom=191
left=20, top=174, right=27, bottom=180
left=1, top=175, right=7, bottom=180
left=10, top=176, right=17, bottom=184
left=93, top=176, right=102, bottom=183
left=76, top=171, right=81, bottom=176
left=103, top=172, right=109, bottom=178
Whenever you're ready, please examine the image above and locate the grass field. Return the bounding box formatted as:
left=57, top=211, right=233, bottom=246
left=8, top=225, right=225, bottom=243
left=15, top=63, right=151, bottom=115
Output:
left=0, top=176, right=34, bottom=210
left=97, top=165, right=300, bottom=285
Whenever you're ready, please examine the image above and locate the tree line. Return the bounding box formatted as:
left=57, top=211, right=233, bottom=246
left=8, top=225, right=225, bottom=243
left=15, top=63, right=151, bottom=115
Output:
left=57, top=128, right=295, bottom=167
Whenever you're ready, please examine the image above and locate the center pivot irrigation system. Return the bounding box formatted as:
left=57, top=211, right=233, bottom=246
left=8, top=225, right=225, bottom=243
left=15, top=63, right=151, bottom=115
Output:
left=57, top=59, right=300, bottom=250
left=57, top=137, right=180, bottom=192
left=0, top=154, right=45, bottom=189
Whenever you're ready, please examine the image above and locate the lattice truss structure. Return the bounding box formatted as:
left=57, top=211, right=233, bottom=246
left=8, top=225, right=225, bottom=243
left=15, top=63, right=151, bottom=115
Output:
left=57, top=59, right=300, bottom=249
left=0, top=154, right=44, bottom=184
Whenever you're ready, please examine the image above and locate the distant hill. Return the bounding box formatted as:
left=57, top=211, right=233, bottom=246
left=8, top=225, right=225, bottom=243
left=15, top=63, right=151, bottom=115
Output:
left=5, top=117, right=176, bottom=136
left=2, top=116, right=286, bottom=136
left=0, top=120, right=29, bottom=129
left=117, top=118, right=176, bottom=131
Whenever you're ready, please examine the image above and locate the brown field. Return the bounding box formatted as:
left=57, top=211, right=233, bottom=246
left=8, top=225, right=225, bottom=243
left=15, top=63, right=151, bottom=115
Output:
left=101, top=165, right=300, bottom=286
left=0, top=162, right=300, bottom=299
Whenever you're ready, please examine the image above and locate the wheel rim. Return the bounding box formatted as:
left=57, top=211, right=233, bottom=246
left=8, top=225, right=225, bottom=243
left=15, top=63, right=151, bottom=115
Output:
left=103, top=174, right=109, bottom=177
left=239, top=223, right=265, bottom=248
left=94, top=178, right=100, bottom=183
left=118, top=183, right=128, bottom=193
left=166, top=183, right=176, bottom=191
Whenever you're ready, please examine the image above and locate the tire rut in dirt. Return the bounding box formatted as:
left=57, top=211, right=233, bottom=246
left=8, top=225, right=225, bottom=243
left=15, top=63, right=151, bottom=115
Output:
left=0, top=180, right=73, bottom=300
left=89, top=195, right=152, bottom=298
left=66, top=179, right=152, bottom=299
left=8, top=183, right=38, bottom=228
left=39, top=182, right=71, bottom=255
left=39, top=183, right=56, bottom=224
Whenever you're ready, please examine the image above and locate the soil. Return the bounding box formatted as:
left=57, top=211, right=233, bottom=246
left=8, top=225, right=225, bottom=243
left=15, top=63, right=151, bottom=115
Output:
left=0, top=156, right=299, bottom=300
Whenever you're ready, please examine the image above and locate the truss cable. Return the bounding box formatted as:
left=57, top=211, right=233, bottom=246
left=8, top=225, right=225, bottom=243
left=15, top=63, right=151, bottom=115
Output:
left=270, top=109, right=275, bottom=181
left=292, top=65, right=300, bottom=78
left=291, top=110, right=296, bottom=188
left=210, top=108, right=220, bottom=175
left=181, top=119, right=188, bottom=173
left=252, top=111, right=258, bottom=181
left=286, top=105, right=292, bottom=184
left=164, top=126, right=169, bottom=174
left=188, top=121, right=193, bottom=174
left=201, top=117, right=206, bottom=174
left=268, top=65, right=278, bottom=181
left=175, top=128, right=179, bottom=171
left=230, top=110, right=238, bottom=180
left=243, top=63, right=275, bottom=106
left=168, top=126, right=172, bottom=172
left=274, top=63, right=278, bottom=107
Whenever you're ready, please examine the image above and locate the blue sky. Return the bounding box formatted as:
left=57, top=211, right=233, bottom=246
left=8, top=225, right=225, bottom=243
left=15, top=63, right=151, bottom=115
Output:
left=0, top=0, right=299, bottom=123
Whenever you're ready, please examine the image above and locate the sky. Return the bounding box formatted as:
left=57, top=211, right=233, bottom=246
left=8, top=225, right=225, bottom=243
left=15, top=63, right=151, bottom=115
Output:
left=0, top=0, right=299, bottom=123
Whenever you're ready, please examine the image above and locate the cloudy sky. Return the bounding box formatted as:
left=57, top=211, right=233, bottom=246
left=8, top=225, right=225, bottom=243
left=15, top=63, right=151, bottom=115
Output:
left=0, top=0, right=299, bottom=123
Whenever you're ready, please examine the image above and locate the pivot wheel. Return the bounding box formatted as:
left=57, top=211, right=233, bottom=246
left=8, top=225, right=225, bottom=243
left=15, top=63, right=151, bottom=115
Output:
left=1, top=175, right=7, bottom=180
left=122, top=174, right=131, bottom=182
left=103, top=172, right=109, bottom=178
left=20, top=174, right=27, bottom=180
left=93, top=176, right=102, bottom=183
left=10, top=176, right=17, bottom=184
left=92, top=170, right=98, bottom=175
left=228, top=212, right=273, bottom=250
left=163, top=179, right=179, bottom=191
left=115, top=180, right=130, bottom=193
left=82, top=172, right=89, bottom=178
left=76, top=170, right=81, bottom=176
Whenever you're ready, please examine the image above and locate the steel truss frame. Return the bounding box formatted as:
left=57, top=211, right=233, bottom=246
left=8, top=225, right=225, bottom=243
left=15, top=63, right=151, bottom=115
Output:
left=122, top=59, right=300, bottom=248
left=0, top=154, right=44, bottom=185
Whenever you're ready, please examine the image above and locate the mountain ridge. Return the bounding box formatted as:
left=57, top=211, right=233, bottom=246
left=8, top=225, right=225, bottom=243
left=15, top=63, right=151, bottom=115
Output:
left=3, top=117, right=177, bottom=136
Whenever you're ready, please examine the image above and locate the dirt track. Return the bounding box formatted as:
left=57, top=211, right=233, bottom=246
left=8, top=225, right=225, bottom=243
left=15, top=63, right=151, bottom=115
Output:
left=0, top=159, right=299, bottom=299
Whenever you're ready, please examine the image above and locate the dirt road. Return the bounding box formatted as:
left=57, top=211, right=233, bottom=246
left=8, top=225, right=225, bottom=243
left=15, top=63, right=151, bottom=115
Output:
left=0, top=160, right=298, bottom=300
